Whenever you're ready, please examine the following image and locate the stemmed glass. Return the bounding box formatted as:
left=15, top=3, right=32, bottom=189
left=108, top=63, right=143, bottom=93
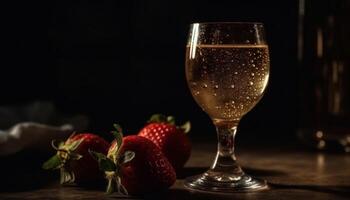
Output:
left=185, top=22, right=270, bottom=192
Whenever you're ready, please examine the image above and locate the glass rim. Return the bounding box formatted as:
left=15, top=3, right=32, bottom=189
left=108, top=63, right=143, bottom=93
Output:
left=190, top=22, right=264, bottom=26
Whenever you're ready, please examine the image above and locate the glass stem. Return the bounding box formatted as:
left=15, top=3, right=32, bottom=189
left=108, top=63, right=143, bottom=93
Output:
left=211, top=120, right=243, bottom=176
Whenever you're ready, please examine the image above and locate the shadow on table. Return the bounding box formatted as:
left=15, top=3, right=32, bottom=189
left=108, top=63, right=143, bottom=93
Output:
left=145, top=188, right=236, bottom=200
left=243, top=167, right=288, bottom=177
left=175, top=166, right=350, bottom=199
left=270, top=183, right=350, bottom=198
left=0, top=151, right=57, bottom=192
left=177, top=167, right=207, bottom=179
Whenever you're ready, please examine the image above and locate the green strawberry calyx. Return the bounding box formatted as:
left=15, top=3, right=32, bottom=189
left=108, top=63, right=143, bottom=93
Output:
left=109, top=124, right=123, bottom=161
left=148, top=114, right=191, bottom=134
left=89, top=124, right=135, bottom=195
left=42, top=133, right=84, bottom=184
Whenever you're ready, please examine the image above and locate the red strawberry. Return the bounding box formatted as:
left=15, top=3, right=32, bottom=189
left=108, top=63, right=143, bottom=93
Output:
left=138, top=114, right=191, bottom=171
left=42, top=133, right=110, bottom=184
left=90, top=124, right=176, bottom=195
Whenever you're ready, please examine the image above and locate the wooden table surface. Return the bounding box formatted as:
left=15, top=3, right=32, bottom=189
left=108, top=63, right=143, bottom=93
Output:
left=1, top=142, right=349, bottom=200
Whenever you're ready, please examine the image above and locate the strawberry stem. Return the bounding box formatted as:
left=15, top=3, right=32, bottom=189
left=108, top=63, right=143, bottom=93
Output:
left=106, top=173, right=116, bottom=194
left=112, top=124, right=123, bottom=138
left=105, top=172, right=128, bottom=195
left=110, top=124, right=124, bottom=157
left=181, top=121, right=191, bottom=134
left=166, top=116, right=176, bottom=125
left=60, top=168, right=75, bottom=184
left=148, top=114, right=191, bottom=133
left=89, top=150, right=116, bottom=172
left=42, top=154, right=62, bottom=170
left=148, top=113, right=176, bottom=124
left=51, top=140, right=61, bottom=151
left=148, top=114, right=168, bottom=123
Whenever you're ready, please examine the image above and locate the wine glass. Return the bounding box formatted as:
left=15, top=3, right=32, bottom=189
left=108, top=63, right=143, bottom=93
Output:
left=185, top=22, right=270, bottom=192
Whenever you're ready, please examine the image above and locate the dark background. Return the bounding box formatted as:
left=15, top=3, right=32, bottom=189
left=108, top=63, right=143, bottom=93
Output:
left=2, top=0, right=298, bottom=142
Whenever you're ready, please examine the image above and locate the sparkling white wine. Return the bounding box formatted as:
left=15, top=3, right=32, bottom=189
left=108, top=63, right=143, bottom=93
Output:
left=186, top=44, right=270, bottom=121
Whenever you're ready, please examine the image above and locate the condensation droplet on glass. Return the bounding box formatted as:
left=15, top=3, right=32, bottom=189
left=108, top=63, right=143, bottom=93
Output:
left=234, top=71, right=238, bottom=75
left=246, top=96, right=250, bottom=100
left=231, top=100, right=235, bottom=104
left=251, top=73, right=255, bottom=77
left=245, top=40, right=250, bottom=43
left=202, top=83, right=208, bottom=88
left=252, top=64, right=256, bottom=67
left=214, top=85, right=219, bottom=89
left=194, top=91, right=200, bottom=96
left=249, top=81, right=254, bottom=86
left=213, top=93, right=217, bottom=96
left=230, top=84, right=235, bottom=89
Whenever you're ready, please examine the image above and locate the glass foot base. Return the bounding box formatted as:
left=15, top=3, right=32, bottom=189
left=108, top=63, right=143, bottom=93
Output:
left=184, top=170, right=268, bottom=193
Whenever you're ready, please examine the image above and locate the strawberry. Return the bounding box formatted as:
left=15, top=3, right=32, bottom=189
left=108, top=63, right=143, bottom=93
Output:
left=42, top=133, right=110, bottom=184
left=90, top=124, right=176, bottom=195
left=138, top=114, right=191, bottom=171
